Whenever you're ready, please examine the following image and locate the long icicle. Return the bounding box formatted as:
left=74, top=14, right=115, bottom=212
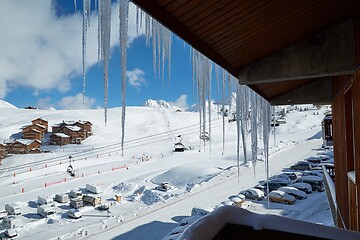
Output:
left=235, top=83, right=241, bottom=182
left=119, top=0, right=129, bottom=157
left=82, top=0, right=91, bottom=104
left=98, top=0, right=111, bottom=125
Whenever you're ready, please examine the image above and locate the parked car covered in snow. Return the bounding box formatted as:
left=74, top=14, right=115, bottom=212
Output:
left=289, top=182, right=312, bottom=194
left=69, top=189, right=83, bottom=199
left=155, top=182, right=171, bottom=192
left=4, top=228, right=18, bottom=238
left=302, top=170, right=323, bottom=178
left=290, top=161, right=313, bottom=171
left=268, top=190, right=296, bottom=205
left=255, top=181, right=283, bottom=195
left=37, top=204, right=56, bottom=218
left=295, top=176, right=325, bottom=192
left=240, top=188, right=265, bottom=201
left=67, top=209, right=82, bottom=219
left=278, top=186, right=307, bottom=200
left=281, top=172, right=298, bottom=180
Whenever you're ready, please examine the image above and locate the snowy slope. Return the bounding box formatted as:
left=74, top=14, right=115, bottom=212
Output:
left=0, top=103, right=333, bottom=239
left=0, top=99, right=17, bottom=109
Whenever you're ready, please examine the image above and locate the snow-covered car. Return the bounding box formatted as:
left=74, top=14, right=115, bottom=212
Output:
left=97, top=204, right=109, bottom=211
left=255, top=181, right=282, bottom=195
left=289, top=182, right=312, bottom=194
left=278, top=186, right=307, bottom=200
left=302, top=170, right=323, bottom=178
left=268, top=177, right=291, bottom=185
left=229, top=194, right=245, bottom=206
left=295, top=176, right=325, bottom=192
left=240, top=188, right=265, bottom=201
left=69, top=189, right=83, bottom=199
left=281, top=172, right=298, bottom=180
left=305, top=156, right=322, bottom=164
left=290, top=161, right=313, bottom=171
left=4, top=229, right=18, bottom=238
left=67, top=209, right=82, bottom=219
left=155, top=182, right=171, bottom=192
left=268, top=190, right=296, bottom=205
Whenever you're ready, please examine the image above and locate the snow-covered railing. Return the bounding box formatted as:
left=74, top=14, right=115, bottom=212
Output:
left=322, top=165, right=337, bottom=226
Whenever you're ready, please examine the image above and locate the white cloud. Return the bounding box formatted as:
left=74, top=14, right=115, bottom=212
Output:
left=0, top=1, right=144, bottom=98
left=127, top=68, right=147, bottom=91
left=57, top=93, right=95, bottom=109
left=37, top=97, right=54, bottom=110
left=173, top=94, right=188, bottom=109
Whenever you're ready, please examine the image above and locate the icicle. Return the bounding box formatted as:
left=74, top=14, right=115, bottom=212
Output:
left=239, top=85, right=247, bottom=165
left=261, top=99, right=271, bottom=208
left=74, top=0, right=77, bottom=12
left=215, top=65, right=220, bottom=118
left=250, top=91, right=258, bottom=179
left=207, top=62, right=212, bottom=154
left=82, top=0, right=91, bottom=104
left=235, top=83, right=241, bottom=181
left=98, top=0, right=112, bottom=125
left=221, top=68, right=226, bottom=155
left=119, top=0, right=129, bottom=157
left=136, top=6, right=139, bottom=36
left=272, top=106, right=276, bottom=146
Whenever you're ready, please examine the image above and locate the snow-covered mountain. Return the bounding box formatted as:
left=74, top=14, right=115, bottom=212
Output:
left=144, top=99, right=178, bottom=110
left=0, top=99, right=17, bottom=109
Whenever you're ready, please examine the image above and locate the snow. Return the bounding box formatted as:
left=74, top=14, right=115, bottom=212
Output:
left=0, top=99, right=17, bottom=109
left=0, top=104, right=339, bottom=239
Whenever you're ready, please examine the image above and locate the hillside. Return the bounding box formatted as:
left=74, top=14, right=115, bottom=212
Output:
left=0, top=103, right=332, bottom=240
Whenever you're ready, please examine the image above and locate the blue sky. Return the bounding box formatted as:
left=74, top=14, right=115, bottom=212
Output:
left=0, top=0, right=199, bottom=109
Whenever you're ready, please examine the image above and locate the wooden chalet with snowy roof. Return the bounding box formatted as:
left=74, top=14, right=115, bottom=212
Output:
left=49, top=133, right=70, bottom=146
left=51, top=120, right=92, bottom=145
left=7, top=139, right=41, bottom=154
left=0, top=143, right=7, bottom=159
left=31, top=118, right=48, bottom=133
left=21, top=118, right=48, bottom=141
left=22, top=127, right=44, bottom=140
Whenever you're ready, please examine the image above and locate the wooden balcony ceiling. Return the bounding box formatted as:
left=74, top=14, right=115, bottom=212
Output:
left=132, top=0, right=356, bottom=101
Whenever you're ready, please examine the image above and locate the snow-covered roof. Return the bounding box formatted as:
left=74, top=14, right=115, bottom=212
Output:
left=65, top=126, right=82, bottom=132
left=16, top=139, right=37, bottom=145
left=32, top=117, right=48, bottom=123
left=53, top=133, right=70, bottom=138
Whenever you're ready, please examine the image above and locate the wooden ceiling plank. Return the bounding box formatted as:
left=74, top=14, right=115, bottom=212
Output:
left=177, top=0, right=222, bottom=23
left=196, top=1, right=275, bottom=39
left=224, top=8, right=351, bottom=67
left=164, top=0, right=192, bottom=13
left=220, top=2, right=349, bottom=65
left=212, top=0, right=328, bottom=53
left=171, top=0, right=209, bottom=18
left=179, top=0, right=234, bottom=25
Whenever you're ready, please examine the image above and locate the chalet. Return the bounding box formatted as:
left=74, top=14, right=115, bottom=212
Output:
left=58, top=126, right=83, bottom=144
left=53, top=120, right=92, bottom=135
left=31, top=118, right=48, bottom=133
left=49, top=133, right=70, bottom=146
left=74, top=121, right=92, bottom=137
left=8, top=139, right=41, bottom=154
left=22, top=128, right=44, bottom=140
left=0, top=143, right=7, bottom=159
